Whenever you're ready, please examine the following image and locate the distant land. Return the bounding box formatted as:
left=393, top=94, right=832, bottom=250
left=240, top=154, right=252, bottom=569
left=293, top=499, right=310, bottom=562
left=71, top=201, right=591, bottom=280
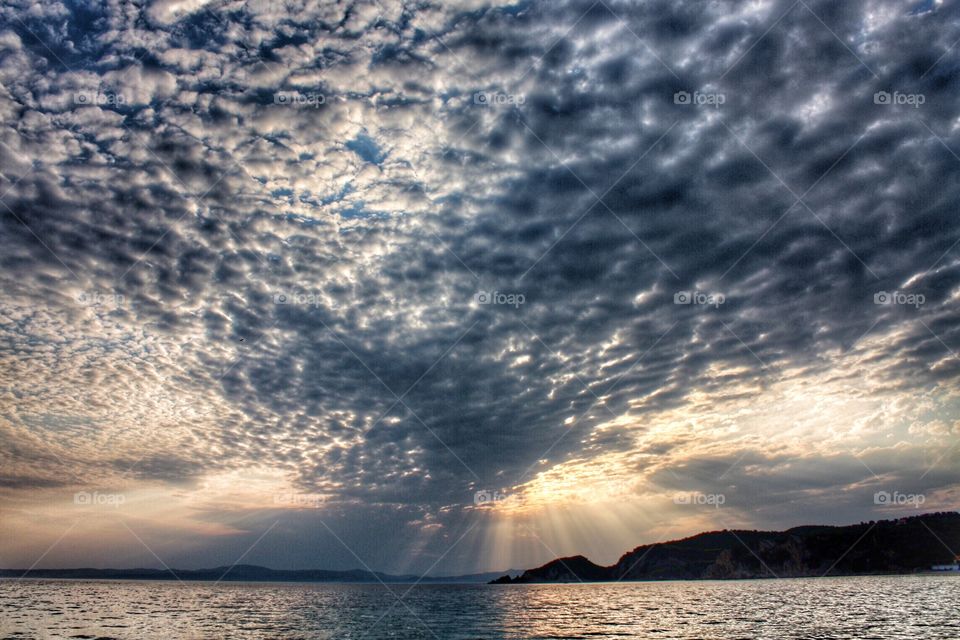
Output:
left=6, top=513, right=958, bottom=585
left=0, top=565, right=523, bottom=584
left=492, top=512, right=960, bottom=583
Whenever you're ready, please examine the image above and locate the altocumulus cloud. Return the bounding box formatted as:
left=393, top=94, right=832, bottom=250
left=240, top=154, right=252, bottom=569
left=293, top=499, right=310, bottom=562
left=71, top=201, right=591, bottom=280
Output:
left=0, top=0, right=959, bottom=574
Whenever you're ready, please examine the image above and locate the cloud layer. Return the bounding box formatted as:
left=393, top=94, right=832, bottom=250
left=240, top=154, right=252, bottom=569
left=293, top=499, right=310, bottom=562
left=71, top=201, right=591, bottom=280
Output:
left=1, top=0, right=959, bottom=573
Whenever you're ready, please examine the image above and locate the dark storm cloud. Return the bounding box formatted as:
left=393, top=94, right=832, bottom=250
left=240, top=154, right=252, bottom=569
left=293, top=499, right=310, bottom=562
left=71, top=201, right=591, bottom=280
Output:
left=1, top=0, right=959, bottom=572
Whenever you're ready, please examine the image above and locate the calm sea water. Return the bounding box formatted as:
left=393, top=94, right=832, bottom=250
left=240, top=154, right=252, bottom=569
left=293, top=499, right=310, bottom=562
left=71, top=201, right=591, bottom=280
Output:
left=1, top=575, right=957, bottom=639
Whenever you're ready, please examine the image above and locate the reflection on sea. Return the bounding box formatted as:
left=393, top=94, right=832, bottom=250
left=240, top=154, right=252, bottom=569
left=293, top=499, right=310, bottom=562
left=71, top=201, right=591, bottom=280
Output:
left=1, top=575, right=958, bottom=639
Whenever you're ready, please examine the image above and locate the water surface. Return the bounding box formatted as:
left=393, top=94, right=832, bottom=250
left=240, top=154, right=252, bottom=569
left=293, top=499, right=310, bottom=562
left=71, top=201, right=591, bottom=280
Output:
left=1, top=575, right=957, bottom=639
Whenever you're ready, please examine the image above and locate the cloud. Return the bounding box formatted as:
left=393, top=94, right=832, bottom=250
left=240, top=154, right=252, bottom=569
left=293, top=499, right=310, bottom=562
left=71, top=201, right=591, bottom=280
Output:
left=0, top=0, right=958, bottom=573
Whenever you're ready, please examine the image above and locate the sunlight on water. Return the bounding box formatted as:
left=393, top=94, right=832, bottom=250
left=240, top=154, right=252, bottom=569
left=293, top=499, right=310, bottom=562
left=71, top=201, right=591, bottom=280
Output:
left=1, top=575, right=958, bottom=639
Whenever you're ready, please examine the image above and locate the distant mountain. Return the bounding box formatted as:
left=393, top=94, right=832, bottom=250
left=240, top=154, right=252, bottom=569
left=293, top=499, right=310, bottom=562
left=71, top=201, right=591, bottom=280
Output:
left=492, top=512, right=960, bottom=583
left=0, top=564, right=524, bottom=584
left=424, top=569, right=525, bottom=583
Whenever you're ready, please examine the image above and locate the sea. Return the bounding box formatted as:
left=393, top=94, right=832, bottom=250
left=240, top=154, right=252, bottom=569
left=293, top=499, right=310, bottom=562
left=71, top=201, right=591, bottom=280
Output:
left=1, top=574, right=957, bottom=639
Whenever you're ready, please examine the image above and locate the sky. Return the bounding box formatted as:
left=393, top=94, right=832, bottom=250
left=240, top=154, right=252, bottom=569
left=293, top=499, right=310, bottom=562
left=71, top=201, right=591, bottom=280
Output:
left=0, top=0, right=959, bottom=576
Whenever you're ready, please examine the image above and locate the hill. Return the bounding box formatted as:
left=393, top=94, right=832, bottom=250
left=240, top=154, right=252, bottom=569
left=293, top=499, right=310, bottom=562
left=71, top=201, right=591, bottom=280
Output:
left=492, top=512, right=960, bottom=583
left=0, top=564, right=523, bottom=584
